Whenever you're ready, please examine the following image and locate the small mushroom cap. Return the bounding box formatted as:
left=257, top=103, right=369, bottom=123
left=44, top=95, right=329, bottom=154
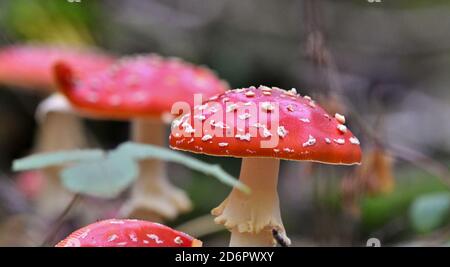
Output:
left=54, top=55, right=229, bottom=120
left=55, top=219, right=202, bottom=247
left=170, top=86, right=362, bottom=165
left=0, top=45, right=114, bottom=91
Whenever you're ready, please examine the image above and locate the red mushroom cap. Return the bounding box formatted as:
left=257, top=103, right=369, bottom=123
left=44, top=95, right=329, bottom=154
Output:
left=54, top=54, right=229, bottom=119
left=0, top=45, right=114, bottom=91
left=169, top=86, right=362, bottom=165
left=55, top=219, right=202, bottom=247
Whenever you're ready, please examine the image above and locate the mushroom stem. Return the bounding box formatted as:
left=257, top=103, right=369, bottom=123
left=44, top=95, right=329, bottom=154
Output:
left=34, top=111, right=87, bottom=218
left=121, top=119, right=191, bottom=220
left=212, top=158, right=289, bottom=247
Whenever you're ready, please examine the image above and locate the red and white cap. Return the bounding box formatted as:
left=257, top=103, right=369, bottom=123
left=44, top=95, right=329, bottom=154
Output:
left=0, top=45, right=114, bottom=91
left=54, top=55, right=229, bottom=120
left=55, top=219, right=202, bottom=247
left=170, top=86, right=362, bottom=165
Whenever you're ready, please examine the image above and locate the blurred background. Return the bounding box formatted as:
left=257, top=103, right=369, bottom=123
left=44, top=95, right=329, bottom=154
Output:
left=1, top=0, right=450, bottom=247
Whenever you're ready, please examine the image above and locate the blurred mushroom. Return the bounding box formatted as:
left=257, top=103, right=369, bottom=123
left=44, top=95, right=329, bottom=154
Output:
left=56, top=218, right=202, bottom=247
left=33, top=94, right=89, bottom=217
left=0, top=45, right=113, bottom=91
left=0, top=44, right=114, bottom=217
left=170, top=86, right=362, bottom=246
left=54, top=54, right=228, bottom=221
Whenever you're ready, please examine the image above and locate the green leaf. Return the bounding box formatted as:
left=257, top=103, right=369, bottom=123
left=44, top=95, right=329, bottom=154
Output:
left=116, top=142, right=250, bottom=194
left=409, top=192, right=450, bottom=234
left=60, top=151, right=138, bottom=198
left=12, top=150, right=104, bottom=171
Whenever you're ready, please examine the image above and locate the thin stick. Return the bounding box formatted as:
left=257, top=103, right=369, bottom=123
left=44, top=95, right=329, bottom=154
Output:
left=40, top=193, right=82, bottom=247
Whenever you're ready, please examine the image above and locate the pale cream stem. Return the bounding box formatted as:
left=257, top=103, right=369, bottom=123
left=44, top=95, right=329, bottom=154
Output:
left=35, top=111, right=87, bottom=218
left=121, top=119, right=191, bottom=220
left=212, top=158, right=289, bottom=247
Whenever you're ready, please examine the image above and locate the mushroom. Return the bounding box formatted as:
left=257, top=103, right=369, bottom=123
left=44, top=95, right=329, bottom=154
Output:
left=0, top=44, right=113, bottom=90
left=55, top=219, right=202, bottom=247
left=0, top=44, right=114, bottom=217
left=169, top=86, right=362, bottom=246
left=33, top=94, right=90, bottom=216
left=53, top=54, right=228, bottom=221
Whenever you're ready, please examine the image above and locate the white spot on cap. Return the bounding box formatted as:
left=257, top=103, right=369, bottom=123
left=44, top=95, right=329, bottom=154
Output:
left=287, top=105, right=295, bottom=112
left=349, top=137, right=360, bottom=145
left=210, top=120, right=229, bottom=129
left=334, top=138, right=345, bottom=145
left=300, top=118, right=310, bottom=123
left=218, top=142, right=229, bottom=147
left=202, top=134, right=213, bottom=141
left=284, top=148, right=294, bottom=153
left=174, top=236, right=183, bottom=245
left=182, top=122, right=195, bottom=134
left=337, top=124, right=347, bottom=133
left=303, top=135, right=316, bottom=147
left=147, top=234, right=164, bottom=244
left=286, top=88, right=297, bottom=96
left=251, top=123, right=264, bottom=128
left=226, top=103, right=238, bottom=113
left=245, top=91, right=255, bottom=97
left=335, top=113, right=346, bottom=124
left=208, top=106, right=218, bottom=113
left=239, top=113, right=251, bottom=120
left=235, top=133, right=251, bottom=141
left=262, top=127, right=272, bottom=138
left=129, top=233, right=138, bottom=242
left=197, top=104, right=208, bottom=111
left=107, top=234, right=118, bottom=242
left=277, top=126, right=288, bottom=138
left=194, top=114, right=206, bottom=121
left=261, top=102, right=275, bottom=112
left=325, top=138, right=331, bottom=144
left=172, top=114, right=190, bottom=129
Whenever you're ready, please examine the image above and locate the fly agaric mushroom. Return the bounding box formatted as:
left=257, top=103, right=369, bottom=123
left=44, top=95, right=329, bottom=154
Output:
left=0, top=44, right=114, bottom=90
left=32, top=94, right=90, bottom=217
left=56, top=219, right=202, bottom=247
left=53, top=54, right=228, bottom=221
left=169, top=85, right=362, bottom=246
left=0, top=45, right=114, bottom=217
